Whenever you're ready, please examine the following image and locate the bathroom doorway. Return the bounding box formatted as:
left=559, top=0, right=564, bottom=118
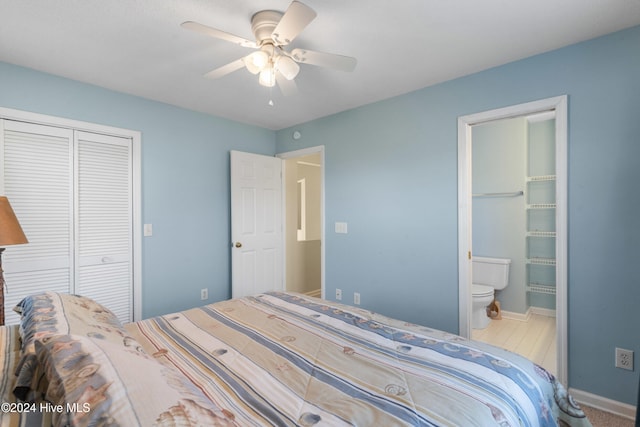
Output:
left=457, top=96, right=568, bottom=385
left=278, top=146, right=324, bottom=299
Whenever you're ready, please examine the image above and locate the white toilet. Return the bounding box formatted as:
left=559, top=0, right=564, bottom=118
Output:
left=472, top=256, right=511, bottom=329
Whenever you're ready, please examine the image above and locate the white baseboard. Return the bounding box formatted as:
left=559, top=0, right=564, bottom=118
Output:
left=530, top=306, right=556, bottom=317
left=501, top=308, right=531, bottom=322
left=500, top=306, right=556, bottom=321
left=569, top=388, right=637, bottom=420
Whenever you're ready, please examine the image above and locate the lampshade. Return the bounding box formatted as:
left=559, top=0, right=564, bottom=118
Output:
left=275, top=56, right=300, bottom=81
left=0, top=197, right=28, bottom=246
left=259, top=67, right=276, bottom=88
left=245, top=50, right=269, bottom=75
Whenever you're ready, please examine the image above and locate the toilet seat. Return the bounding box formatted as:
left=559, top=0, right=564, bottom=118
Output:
left=472, top=284, right=494, bottom=297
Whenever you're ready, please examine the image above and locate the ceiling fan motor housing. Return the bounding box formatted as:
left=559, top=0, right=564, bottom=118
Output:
left=251, top=11, right=284, bottom=44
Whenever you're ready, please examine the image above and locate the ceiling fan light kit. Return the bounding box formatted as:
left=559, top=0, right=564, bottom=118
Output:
left=181, top=1, right=356, bottom=95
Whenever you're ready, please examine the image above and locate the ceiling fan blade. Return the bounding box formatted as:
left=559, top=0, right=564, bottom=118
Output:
left=204, top=58, right=246, bottom=79
left=181, top=21, right=257, bottom=48
left=291, top=48, right=357, bottom=72
left=271, top=1, right=317, bottom=45
left=276, top=72, right=298, bottom=97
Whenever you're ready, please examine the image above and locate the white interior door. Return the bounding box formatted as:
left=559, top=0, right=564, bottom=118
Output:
left=1, top=120, right=74, bottom=325
left=75, top=131, right=133, bottom=322
left=230, top=151, right=283, bottom=298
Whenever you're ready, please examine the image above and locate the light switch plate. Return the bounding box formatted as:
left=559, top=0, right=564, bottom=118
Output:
left=143, top=223, right=153, bottom=237
left=335, top=222, right=348, bottom=234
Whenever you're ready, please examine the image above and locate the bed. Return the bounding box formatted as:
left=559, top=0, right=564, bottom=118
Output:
left=1, top=291, right=591, bottom=426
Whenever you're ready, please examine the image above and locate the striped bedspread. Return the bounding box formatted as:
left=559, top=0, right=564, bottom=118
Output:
left=0, top=325, right=49, bottom=427
left=125, top=292, right=591, bottom=427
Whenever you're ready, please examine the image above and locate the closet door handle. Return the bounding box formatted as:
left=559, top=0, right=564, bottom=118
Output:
left=234, top=242, right=242, bottom=248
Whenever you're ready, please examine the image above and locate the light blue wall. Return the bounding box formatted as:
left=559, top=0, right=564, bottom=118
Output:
left=0, top=61, right=276, bottom=318
left=276, top=25, right=640, bottom=404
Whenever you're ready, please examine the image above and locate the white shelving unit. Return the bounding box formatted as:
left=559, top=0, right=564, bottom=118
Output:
left=525, top=118, right=557, bottom=305
left=526, top=174, right=557, bottom=297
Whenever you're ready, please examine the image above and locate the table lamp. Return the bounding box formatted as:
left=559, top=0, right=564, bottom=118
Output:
left=0, top=196, right=28, bottom=325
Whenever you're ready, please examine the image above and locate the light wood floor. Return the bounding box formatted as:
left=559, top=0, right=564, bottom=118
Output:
left=471, top=313, right=556, bottom=375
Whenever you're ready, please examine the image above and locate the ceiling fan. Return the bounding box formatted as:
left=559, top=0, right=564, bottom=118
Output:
left=181, top=1, right=357, bottom=96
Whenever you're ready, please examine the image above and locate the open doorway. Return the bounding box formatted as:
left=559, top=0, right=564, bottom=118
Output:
left=470, top=113, right=557, bottom=375
left=458, top=96, right=568, bottom=385
left=278, top=146, right=324, bottom=299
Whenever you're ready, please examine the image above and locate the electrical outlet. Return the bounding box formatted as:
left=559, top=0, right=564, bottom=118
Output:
left=200, top=288, right=208, bottom=301
left=335, top=288, right=342, bottom=300
left=354, top=292, right=361, bottom=305
left=615, top=348, right=634, bottom=371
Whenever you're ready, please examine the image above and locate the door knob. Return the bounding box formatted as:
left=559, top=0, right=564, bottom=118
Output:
left=235, top=242, right=242, bottom=248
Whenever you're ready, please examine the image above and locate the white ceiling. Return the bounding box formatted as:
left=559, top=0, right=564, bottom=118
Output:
left=1, top=1, right=639, bottom=130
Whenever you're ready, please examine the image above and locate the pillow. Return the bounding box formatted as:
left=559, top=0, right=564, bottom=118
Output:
left=13, top=291, right=143, bottom=401
left=35, top=334, right=234, bottom=427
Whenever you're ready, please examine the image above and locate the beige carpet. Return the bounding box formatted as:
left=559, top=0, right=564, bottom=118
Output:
left=582, top=405, right=634, bottom=427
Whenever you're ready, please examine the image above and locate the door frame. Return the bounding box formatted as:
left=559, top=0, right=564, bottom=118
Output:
left=277, top=145, right=325, bottom=299
left=457, top=95, right=568, bottom=385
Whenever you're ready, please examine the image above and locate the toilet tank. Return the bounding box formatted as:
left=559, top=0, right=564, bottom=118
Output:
left=472, top=256, right=511, bottom=290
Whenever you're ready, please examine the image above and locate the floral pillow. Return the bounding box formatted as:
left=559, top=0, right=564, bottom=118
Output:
left=13, top=292, right=143, bottom=401
left=35, top=334, right=234, bottom=427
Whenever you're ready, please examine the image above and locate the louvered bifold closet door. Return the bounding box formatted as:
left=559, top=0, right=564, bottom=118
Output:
left=1, top=120, right=73, bottom=325
left=75, top=131, right=132, bottom=324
